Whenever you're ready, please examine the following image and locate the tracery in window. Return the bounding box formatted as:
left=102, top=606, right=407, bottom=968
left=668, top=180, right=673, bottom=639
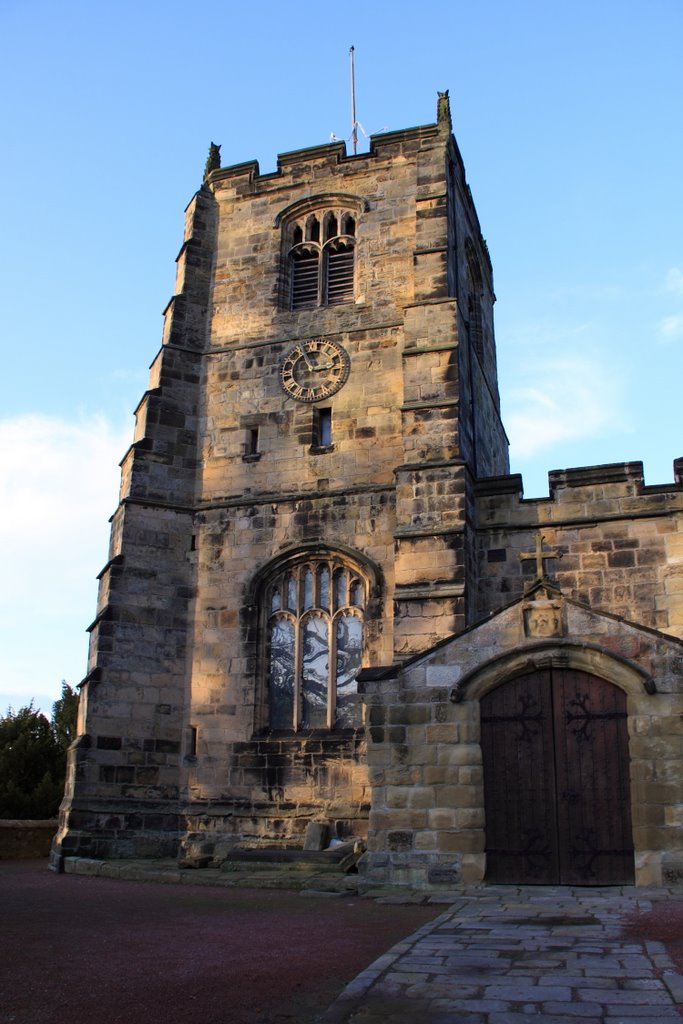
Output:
left=265, top=556, right=366, bottom=730
left=286, top=208, right=356, bottom=310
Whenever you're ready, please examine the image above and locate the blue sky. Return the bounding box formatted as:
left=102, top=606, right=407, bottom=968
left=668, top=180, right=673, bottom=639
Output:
left=1, top=0, right=681, bottom=715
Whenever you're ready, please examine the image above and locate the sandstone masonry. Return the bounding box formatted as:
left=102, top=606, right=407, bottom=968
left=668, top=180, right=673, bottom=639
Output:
left=52, top=96, right=683, bottom=888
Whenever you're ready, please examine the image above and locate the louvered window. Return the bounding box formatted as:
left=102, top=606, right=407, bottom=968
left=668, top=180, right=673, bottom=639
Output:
left=291, top=248, right=319, bottom=309
left=326, top=242, right=355, bottom=305
left=285, top=208, right=356, bottom=310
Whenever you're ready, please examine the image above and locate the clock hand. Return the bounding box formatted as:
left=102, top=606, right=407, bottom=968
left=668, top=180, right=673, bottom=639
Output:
left=300, top=347, right=315, bottom=371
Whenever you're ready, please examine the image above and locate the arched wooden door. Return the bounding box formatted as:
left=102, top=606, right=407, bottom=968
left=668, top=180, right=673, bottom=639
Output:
left=480, top=668, right=634, bottom=885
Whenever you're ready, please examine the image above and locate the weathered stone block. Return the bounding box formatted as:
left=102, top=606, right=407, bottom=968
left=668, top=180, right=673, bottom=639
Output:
left=387, top=830, right=413, bottom=852
left=303, top=822, right=329, bottom=851
left=407, top=786, right=436, bottom=810
left=427, top=808, right=456, bottom=829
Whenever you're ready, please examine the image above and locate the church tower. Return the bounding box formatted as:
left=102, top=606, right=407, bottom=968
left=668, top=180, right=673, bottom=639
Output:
left=52, top=94, right=683, bottom=890
left=52, top=93, right=508, bottom=863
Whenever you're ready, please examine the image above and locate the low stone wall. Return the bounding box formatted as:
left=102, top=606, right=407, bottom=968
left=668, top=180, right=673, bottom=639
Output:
left=0, top=820, right=57, bottom=859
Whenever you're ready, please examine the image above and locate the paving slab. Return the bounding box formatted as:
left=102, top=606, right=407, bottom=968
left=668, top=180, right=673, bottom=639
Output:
left=49, top=858, right=683, bottom=1021
left=319, top=886, right=683, bottom=1023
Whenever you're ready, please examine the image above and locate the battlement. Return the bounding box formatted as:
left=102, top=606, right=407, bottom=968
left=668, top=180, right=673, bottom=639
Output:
left=474, top=458, right=683, bottom=639
left=207, top=122, right=444, bottom=192
left=476, top=459, right=683, bottom=523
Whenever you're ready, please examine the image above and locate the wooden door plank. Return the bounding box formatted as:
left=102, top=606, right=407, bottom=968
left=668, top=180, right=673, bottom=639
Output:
left=481, top=671, right=559, bottom=884
left=553, top=669, right=634, bottom=885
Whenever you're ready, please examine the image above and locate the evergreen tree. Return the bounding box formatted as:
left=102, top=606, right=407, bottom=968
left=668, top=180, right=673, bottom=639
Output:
left=0, top=683, right=79, bottom=819
left=52, top=681, right=79, bottom=751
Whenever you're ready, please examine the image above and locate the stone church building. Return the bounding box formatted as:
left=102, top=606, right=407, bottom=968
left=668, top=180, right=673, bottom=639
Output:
left=52, top=95, right=683, bottom=887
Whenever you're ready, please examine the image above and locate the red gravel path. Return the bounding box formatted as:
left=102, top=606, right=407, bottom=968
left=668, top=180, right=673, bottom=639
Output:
left=622, top=900, right=683, bottom=973
left=0, top=861, right=439, bottom=1024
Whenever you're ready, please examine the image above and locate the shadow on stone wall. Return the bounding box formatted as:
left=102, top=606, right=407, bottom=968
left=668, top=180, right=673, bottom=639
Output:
left=0, top=820, right=57, bottom=859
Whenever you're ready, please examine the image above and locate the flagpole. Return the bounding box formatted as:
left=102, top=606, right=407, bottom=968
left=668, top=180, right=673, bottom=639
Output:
left=350, top=46, right=357, bottom=155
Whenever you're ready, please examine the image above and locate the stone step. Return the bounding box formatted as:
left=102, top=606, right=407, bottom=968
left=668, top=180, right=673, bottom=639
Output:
left=221, top=842, right=361, bottom=874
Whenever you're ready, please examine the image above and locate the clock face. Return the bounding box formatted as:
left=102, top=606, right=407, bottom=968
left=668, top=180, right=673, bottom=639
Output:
left=279, top=337, right=350, bottom=403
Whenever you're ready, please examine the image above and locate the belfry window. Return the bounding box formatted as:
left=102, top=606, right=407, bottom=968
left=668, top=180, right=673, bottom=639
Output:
left=265, top=556, right=365, bottom=730
left=291, top=248, right=320, bottom=308
left=286, top=209, right=356, bottom=310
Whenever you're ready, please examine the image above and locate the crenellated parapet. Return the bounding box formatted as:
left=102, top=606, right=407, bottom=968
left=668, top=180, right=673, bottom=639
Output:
left=475, top=460, right=683, bottom=636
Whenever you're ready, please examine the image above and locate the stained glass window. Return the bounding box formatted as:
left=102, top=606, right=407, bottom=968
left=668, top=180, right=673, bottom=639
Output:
left=317, top=565, right=329, bottom=608
left=266, top=556, right=366, bottom=731
left=335, top=614, right=363, bottom=728
left=301, top=614, right=329, bottom=728
left=303, top=569, right=314, bottom=610
left=269, top=618, right=295, bottom=730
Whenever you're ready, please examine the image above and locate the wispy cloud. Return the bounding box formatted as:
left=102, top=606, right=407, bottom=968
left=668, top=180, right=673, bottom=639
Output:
left=504, top=355, right=623, bottom=459
left=0, top=414, right=130, bottom=710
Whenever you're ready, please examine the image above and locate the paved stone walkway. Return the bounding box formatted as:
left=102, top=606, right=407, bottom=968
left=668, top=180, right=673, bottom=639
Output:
left=319, top=886, right=683, bottom=1023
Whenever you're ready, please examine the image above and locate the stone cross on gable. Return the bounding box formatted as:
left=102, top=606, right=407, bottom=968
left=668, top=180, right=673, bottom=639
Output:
left=520, top=532, right=560, bottom=581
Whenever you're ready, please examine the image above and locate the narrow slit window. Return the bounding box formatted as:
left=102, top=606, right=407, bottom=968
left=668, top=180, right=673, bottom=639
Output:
left=314, top=408, right=332, bottom=447
left=243, top=425, right=261, bottom=462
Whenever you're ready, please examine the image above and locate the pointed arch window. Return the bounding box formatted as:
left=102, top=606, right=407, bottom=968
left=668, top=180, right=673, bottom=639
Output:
left=265, top=555, right=366, bottom=730
left=286, top=208, right=357, bottom=310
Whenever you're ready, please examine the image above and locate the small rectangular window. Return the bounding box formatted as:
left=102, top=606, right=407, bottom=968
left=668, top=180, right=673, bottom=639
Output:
left=313, top=408, right=332, bottom=448
left=189, top=726, right=198, bottom=757
left=242, top=427, right=261, bottom=461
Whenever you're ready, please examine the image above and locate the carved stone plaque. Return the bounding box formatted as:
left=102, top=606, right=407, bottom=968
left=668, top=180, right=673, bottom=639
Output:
left=523, top=592, right=565, bottom=639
